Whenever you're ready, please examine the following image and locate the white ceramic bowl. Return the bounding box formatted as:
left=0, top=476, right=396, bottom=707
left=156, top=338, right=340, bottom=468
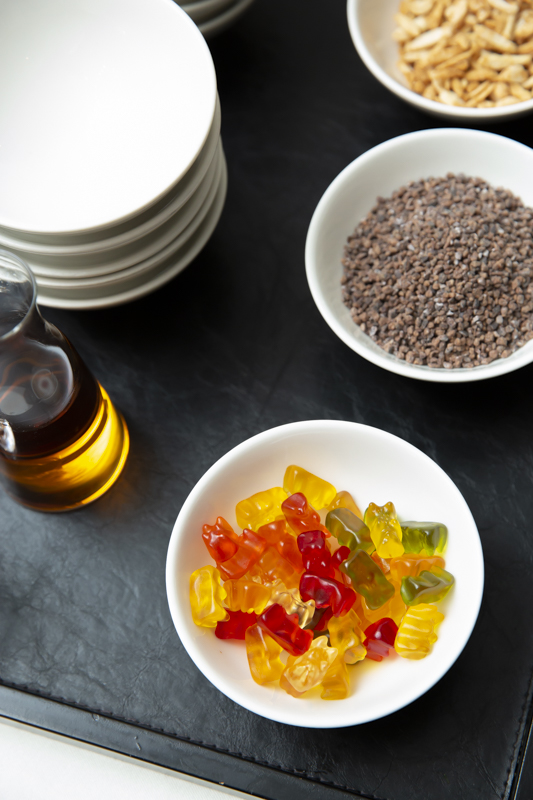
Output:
left=37, top=153, right=227, bottom=309
left=0, top=98, right=222, bottom=262
left=36, top=148, right=223, bottom=290
left=306, top=127, right=533, bottom=383
left=166, top=420, right=484, bottom=728
left=0, top=0, right=216, bottom=235
left=347, top=0, right=533, bottom=122
left=23, top=142, right=222, bottom=278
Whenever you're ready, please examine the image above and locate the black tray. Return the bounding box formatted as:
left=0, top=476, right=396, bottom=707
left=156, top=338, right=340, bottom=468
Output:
left=2, top=1, right=533, bottom=798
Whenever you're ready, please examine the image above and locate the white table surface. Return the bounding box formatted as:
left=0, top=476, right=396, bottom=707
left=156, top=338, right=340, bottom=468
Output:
left=0, top=715, right=255, bottom=799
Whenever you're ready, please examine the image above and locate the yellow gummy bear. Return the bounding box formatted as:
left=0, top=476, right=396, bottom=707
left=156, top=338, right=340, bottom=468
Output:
left=224, top=579, right=271, bottom=614
left=236, top=487, right=288, bottom=531
left=245, top=624, right=285, bottom=684
left=282, top=636, right=338, bottom=695
left=394, top=603, right=444, bottom=660
left=365, top=501, right=404, bottom=559
left=270, top=585, right=315, bottom=627
left=283, top=465, right=336, bottom=509
left=321, top=655, right=350, bottom=700
left=189, top=565, right=229, bottom=628
left=326, top=490, right=363, bottom=520
left=328, top=608, right=367, bottom=664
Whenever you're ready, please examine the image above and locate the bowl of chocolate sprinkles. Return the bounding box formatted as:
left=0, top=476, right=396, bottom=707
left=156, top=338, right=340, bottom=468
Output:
left=305, top=127, right=533, bottom=382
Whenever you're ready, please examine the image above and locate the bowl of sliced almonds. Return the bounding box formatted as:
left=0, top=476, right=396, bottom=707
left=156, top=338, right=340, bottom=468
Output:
left=347, top=0, right=533, bottom=120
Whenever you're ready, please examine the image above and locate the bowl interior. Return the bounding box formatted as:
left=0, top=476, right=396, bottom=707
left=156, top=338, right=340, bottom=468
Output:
left=306, top=128, right=533, bottom=382
left=166, top=420, right=484, bottom=728
left=355, top=0, right=404, bottom=85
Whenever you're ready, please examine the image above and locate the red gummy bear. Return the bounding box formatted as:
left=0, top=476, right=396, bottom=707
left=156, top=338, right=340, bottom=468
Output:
left=363, top=618, right=398, bottom=662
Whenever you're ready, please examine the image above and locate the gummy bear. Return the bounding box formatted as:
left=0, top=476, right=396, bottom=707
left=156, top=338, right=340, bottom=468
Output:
left=283, top=465, right=336, bottom=509
left=326, top=490, right=363, bottom=520
left=400, top=567, right=455, bottom=606
left=394, top=603, right=444, bottom=660
left=236, top=487, right=288, bottom=531
left=281, top=636, right=338, bottom=695
left=258, top=603, right=313, bottom=656
left=224, top=579, right=271, bottom=614
left=326, top=508, right=374, bottom=553
left=189, top=565, right=229, bottom=628
left=364, top=502, right=404, bottom=559
left=328, top=608, right=367, bottom=664
left=340, top=549, right=395, bottom=610
left=245, top=624, right=285, bottom=684
left=389, top=554, right=445, bottom=582
left=363, top=618, right=398, bottom=662
left=215, top=610, right=257, bottom=639
left=321, top=655, right=350, bottom=700
left=282, top=493, right=328, bottom=536
left=401, top=522, right=448, bottom=556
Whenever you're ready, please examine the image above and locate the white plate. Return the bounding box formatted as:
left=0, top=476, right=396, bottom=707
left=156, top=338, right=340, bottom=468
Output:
left=166, top=420, right=484, bottom=728
left=199, top=0, right=255, bottom=38
left=0, top=0, right=217, bottom=235
left=347, top=0, right=533, bottom=122
left=182, top=0, right=236, bottom=25
left=37, top=148, right=224, bottom=290
left=37, top=154, right=227, bottom=308
left=306, top=128, right=533, bottom=383
left=0, top=98, right=222, bottom=257
left=25, top=141, right=222, bottom=277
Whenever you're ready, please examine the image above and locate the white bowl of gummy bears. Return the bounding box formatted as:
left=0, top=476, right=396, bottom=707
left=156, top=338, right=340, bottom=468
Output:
left=166, top=420, right=484, bottom=727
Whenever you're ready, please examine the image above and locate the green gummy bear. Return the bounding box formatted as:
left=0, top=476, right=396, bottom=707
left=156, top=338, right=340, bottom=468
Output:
left=401, top=522, right=448, bottom=556
left=340, top=549, right=395, bottom=610
left=400, top=567, right=455, bottom=606
left=325, top=508, right=375, bottom=554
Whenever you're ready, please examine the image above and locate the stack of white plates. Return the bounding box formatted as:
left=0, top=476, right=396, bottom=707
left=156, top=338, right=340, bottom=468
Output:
left=0, top=0, right=226, bottom=310
left=180, top=0, right=256, bottom=38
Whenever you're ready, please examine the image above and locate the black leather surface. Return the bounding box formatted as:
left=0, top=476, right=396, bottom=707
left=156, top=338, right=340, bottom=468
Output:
left=1, top=1, right=533, bottom=798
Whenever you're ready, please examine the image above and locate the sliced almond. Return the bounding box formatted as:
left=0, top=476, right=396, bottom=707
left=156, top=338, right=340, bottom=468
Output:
left=490, top=80, right=510, bottom=98
left=495, top=94, right=521, bottom=103
left=426, top=0, right=447, bottom=27
left=497, top=63, right=529, bottom=79
left=406, top=0, right=436, bottom=13
left=404, top=24, right=453, bottom=50
left=476, top=49, right=532, bottom=67
left=466, top=66, right=500, bottom=78
left=518, top=37, right=533, bottom=52
left=515, top=10, right=533, bottom=39
left=467, top=78, right=493, bottom=97
left=438, top=47, right=476, bottom=67
left=473, top=23, right=518, bottom=50
left=395, top=12, right=425, bottom=36
left=438, top=87, right=466, bottom=103
left=402, top=48, right=436, bottom=62
left=503, top=10, right=518, bottom=38
left=486, top=0, right=519, bottom=13
left=429, top=61, right=470, bottom=78
left=510, top=82, right=532, bottom=98
left=422, top=83, right=439, bottom=98
left=445, top=0, right=469, bottom=26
